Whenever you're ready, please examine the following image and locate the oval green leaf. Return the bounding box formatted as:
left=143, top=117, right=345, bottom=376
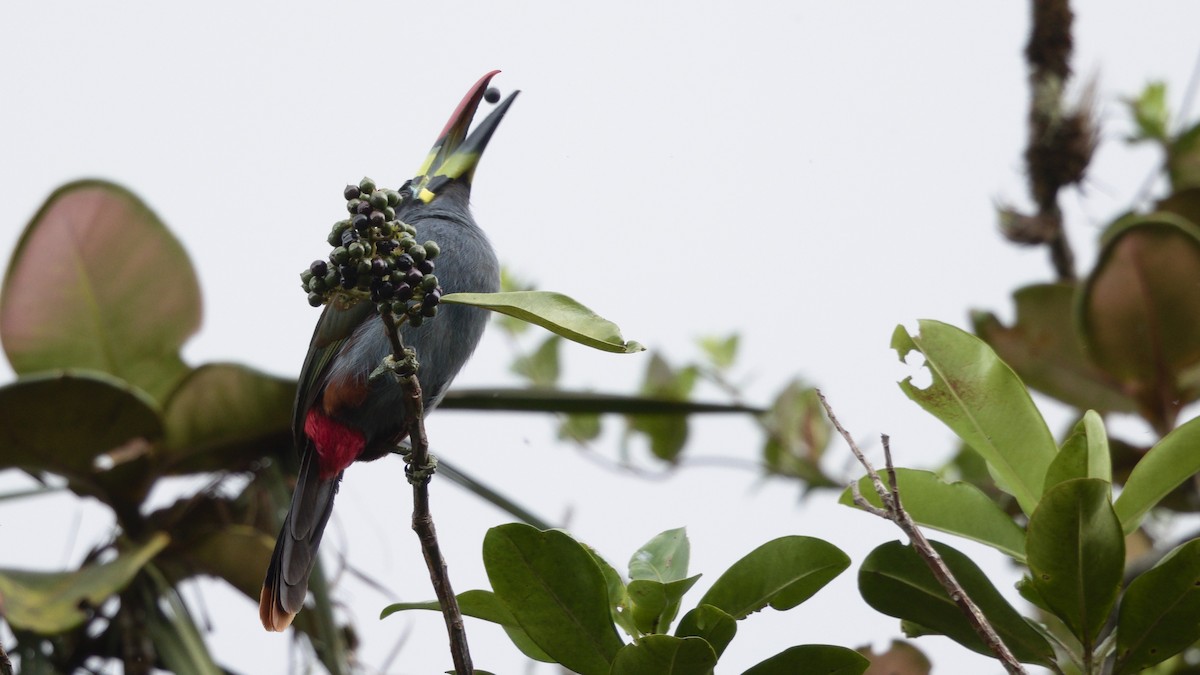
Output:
left=484, top=524, right=624, bottom=675
left=839, top=468, right=1027, bottom=562
left=741, top=645, right=869, bottom=675
left=610, top=635, right=717, bottom=675
left=698, top=536, right=848, bottom=620
left=858, top=540, right=1055, bottom=666
left=380, top=589, right=554, bottom=663
left=629, top=527, right=690, bottom=582
left=675, top=604, right=736, bottom=659
left=441, top=290, right=644, bottom=353
left=0, top=533, right=168, bottom=633
left=1027, top=478, right=1123, bottom=649
left=892, top=320, right=1057, bottom=516
left=0, top=180, right=201, bottom=402
left=1114, top=539, right=1200, bottom=674
left=628, top=576, right=701, bottom=635
left=1044, top=410, right=1111, bottom=491
left=1114, top=414, right=1200, bottom=534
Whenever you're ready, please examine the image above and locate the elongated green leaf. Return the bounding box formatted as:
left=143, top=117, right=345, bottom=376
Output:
left=0, top=180, right=200, bottom=402
left=628, top=576, right=701, bottom=635
left=439, top=388, right=764, bottom=415
left=0, top=370, right=162, bottom=477
left=442, top=290, right=644, bottom=353
left=1114, top=415, right=1200, bottom=533
left=892, top=321, right=1057, bottom=515
left=145, top=568, right=222, bottom=675
left=0, top=533, right=168, bottom=633
left=609, top=635, right=717, bottom=675
left=1114, top=539, right=1200, bottom=673
left=160, top=363, right=294, bottom=474
left=858, top=540, right=1055, bottom=666
left=675, top=605, right=736, bottom=659
left=586, top=545, right=637, bottom=638
left=839, top=469, right=1026, bottom=562
left=380, top=589, right=553, bottom=663
left=630, top=528, right=690, bottom=582
left=1045, top=411, right=1111, bottom=490
left=974, top=283, right=1138, bottom=413
left=699, top=536, right=848, bottom=620
left=1027, top=478, right=1123, bottom=649
left=741, top=645, right=869, bottom=675
left=484, top=524, right=624, bottom=675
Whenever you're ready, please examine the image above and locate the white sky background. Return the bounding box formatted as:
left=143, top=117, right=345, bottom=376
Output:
left=1, top=2, right=1198, bottom=673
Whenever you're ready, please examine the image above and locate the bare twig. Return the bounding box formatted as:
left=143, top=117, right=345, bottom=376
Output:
left=817, top=390, right=1029, bottom=675
left=380, top=307, right=473, bottom=674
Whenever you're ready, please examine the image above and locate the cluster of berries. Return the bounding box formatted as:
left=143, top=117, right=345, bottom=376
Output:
left=299, top=177, right=443, bottom=326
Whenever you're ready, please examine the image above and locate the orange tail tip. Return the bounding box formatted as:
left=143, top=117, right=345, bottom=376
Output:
left=259, top=584, right=297, bottom=632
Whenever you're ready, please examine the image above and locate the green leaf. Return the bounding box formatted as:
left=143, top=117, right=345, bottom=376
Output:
left=741, top=645, right=869, bottom=675
left=169, top=524, right=274, bottom=600
left=697, top=334, right=739, bottom=370
left=839, top=469, right=1026, bottom=562
left=675, top=605, right=736, bottom=659
left=511, top=334, right=561, bottom=387
left=699, top=536, right=848, bottom=620
left=1044, top=411, right=1111, bottom=491
left=144, top=568, right=222, bottom=675
left=760, top=381, right=834, bottom=484
left=1169, top=121, right=1200, bottom=190
left=0, top=533, right=168, bottom=633
left=1114, top=539, right=1200, bottom=674
left=442, top=290, right=644, bottom=353
left=630, top=528, right=690, bottom=582
left=858, top=540, right=1055, bottom=666
left=1026, top=478, right=1123, bottom=649
left=1115, top=415, right=1200, bottom=533
left=0, top=180, right=200, bottom=402
left=484, top=524, right=624, bottom=675
left=628, top=576, right=701, bottom=635
left=609, top=635, right=717, bottom=675
left=559, top=412, right=603, bottom=442
left=440, top=387, right=763, bottom=415
left=1125, top=81, right=1170, bottom=142
left=973, top=283, right=1138, bottom=413
left=160, top=363, right=294, bottom=474
left=892, top=320, right=1057, bottom=516
left=0, top=370, right=162, bottom=478
left=587, top=545, right=638, bottom=639
left=380, top=589, right=554, bottom=663
left=627, top=355, right=697, bottom=462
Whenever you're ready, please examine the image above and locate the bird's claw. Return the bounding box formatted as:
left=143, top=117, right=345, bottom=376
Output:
left=369, top=348, right=419, bottom=383
left=405, top=452, right=438, bottom=485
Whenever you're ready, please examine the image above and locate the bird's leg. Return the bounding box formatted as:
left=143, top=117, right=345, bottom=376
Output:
left=369, top=345, right=419, bottom=382
left=405, top=451, right=438, bottom=485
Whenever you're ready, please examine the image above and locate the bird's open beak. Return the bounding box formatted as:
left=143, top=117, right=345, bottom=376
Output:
left=412, top=70, right=519, bottom=201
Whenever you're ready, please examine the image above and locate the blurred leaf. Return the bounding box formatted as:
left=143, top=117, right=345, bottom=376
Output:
left=892, top=320, right=1057, bottom=516
left=483, top=524, right=623, bottom=675
left=495, top=266, right=536, bottom=335
left=628, top=576, right=700, bottom=635
left=1026, top=478, right=1123, bottom=648
left=1115, top=414, right=1200, bottom=533
left=839, top=469, right=1026, bottom=562
left=741, top=645, right=869, bottom=675
left=973, top=284, right=1137, bottom=413
left=175, top=524, right=274, bottom=599
left=0, top=370, right=161, bottom=478
left=510, top=334, right=561, bottom=388
left=761, top=381, right=834, bottom=485
left=858, top=540, right=1055, bottom=666
left=609, top=635, right=717, bottom=674
left=699, top=536, right=848, bottom=620
left=627, top=355, right=698, bottom=462
left=144, top=568, right=222, bottom=675
left=0, top=180, right=200, bottom=402
left=857, top=640, right=931, bottom=675
left=675, top=604, right=736, bottom=659
left=1169, top=121, right=1200, bottom=190
left=1114, top=539, right=1200, bottom=674
left=0, top=533, right=168, bottom=633
left=160, top=363, right=294, bottom=474
left=1125, top=81, right=1170, bottom=142
left=442, top=291, right=644, bottom=353
left=559, top=412, right=602, bottom=443
left=697, top=334, right=738, bottom=370
left=1079, top=214, right=1200, bottom=426
left=442, top=387, right=761, bottom=415
left=629, top=527, right=690, bottom=582
left=381, top=589, right=554, bottom=663
left=1044, top=411, right=1111, bottom=490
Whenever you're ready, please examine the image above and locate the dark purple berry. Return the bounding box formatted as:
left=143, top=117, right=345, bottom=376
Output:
left=310, top=260, right=328, bottom=277
left=355, top=200, right=373, bottom=216
left=484, top=87, right=501, bottom=104
left=339, top=266, right=357, bottom=288
left=404, top=268, right=423, bottom=287
left=351, top=214, right=369, bottom=233
left=418, top=259, right=434, bottom=274
left=371, top=257, right=388, bottom=276
left=395, top=253, right=414, bottom=271
left=369, top=210, right=386, bottom=227
left=344, top=185, right=361, bottom=201
left=377, top=239, right=398, bottom=254
left=396, top=283, right=413, bottom=301
left=422, top=290, right=439, bottom=307
left=377, top=281, right=395, bottom=299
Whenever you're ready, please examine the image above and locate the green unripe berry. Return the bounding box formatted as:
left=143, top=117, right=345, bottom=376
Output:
left=307, top=291, right=324, bottom=307
left=377, top=221, right=394, bottom=236
left=408, top=313, right=424, bottom=327
left=369, top=191, right=388, bottom=210
left=300, top=269, right=314, bottom=284
left=356, top=259, right=371, bottom=276
left=359, top=177, right=376, bottom=193
left=422, top=241, right=441, bottom=259
left=331, top=246, right=350, bottom=264
left=391, top=300, right=407, bottom=315
left=408, top=244, right=427, bottom=264
left=421, top=304, right=438, bottom=318
left=324, top=270, right=340, bottom=288
left=346, top=198, right=362, bottom=214
left=386, top=189, right=401, bottom=207
left=384, top=206, right=396, bottom=220
left=420, top=274, right=438, bottom=291
left=347, top=242, right=365, bottom=259
left=308, top=276, right=326, bottom=293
